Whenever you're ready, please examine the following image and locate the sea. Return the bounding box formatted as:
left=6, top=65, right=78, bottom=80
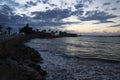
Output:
left=26, top=36, right=120, bottom=80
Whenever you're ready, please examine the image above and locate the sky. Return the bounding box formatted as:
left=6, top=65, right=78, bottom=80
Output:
left=0, top=0, right=120, bottom=34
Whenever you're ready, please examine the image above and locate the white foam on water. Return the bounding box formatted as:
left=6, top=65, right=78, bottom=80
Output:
left=37, top=51, right=120, bottom=80
left=25, top=38, right=120, bottom=80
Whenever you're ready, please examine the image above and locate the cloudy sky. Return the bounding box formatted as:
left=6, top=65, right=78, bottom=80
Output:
left=0, top=0, right=120, bottom=34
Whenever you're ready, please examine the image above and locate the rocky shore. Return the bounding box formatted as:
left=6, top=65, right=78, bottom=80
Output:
left=0, top=35, right=46, bottom=80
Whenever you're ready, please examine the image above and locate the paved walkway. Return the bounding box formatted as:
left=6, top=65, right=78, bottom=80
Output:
left=0, top=34, right=24, bottom=42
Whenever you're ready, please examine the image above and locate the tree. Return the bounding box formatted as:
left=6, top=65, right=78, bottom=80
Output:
left=51, top=31, right=55, bottom=35
left=6, top=27, right=12, bottom=35
left=41, top=29, right=46, bottom=33
left=36, top=29, right=39, bottom=32
left=55, top=31, right=58, bottom=33
left=0, top=24, right=3, bottom=34
left=48, top=29, right=51, bottom=32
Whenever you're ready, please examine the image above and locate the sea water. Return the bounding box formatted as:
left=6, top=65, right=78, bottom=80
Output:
left=26, top=37, right=120, bottom=80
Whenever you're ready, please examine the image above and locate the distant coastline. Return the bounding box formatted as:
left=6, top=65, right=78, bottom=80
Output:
left=78, top=35, right=120, bottom=37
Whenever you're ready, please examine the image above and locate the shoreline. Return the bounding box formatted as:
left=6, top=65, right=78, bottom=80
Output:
left=0, top=35, right=46, bottom=80
left=26, top=38, right=120, bottom=80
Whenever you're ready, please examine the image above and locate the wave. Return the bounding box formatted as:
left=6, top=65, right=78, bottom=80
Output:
left=26, top=37, right=120, bottom=63
left=54, top=52, right=120, bottom=63
left=75, top=56, right=120, bottom=63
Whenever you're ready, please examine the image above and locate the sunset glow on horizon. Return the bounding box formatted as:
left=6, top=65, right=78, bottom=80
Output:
left=0, top=0, right=120, bottom=34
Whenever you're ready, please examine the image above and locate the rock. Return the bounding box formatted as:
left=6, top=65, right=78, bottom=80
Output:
left=0, top=36, right=46, bottom=80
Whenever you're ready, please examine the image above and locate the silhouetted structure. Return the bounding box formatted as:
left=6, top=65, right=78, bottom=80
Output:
left=41, top=30, right=46, bottom=33
left=6, top=27, right=12, bottom=35
left=19, top=24, right=34, bottom=34
left=59, top=31, right=77, bottom=37
left=19, top=24, right=78, bottom=38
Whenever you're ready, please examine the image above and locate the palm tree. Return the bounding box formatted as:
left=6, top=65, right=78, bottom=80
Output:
left=55, top=31, right=58, bottom=33
left=41, top=29, right=46, bottom=33
left=26, top=23, right=29, bottom=27
left=36, top=29, right=39, bottom=32
left=48, top=29, right=51, bottom=32
left=6, top=27, right=12, bottom=35
left=51, top=30, right=55, bottom=35
left=0, top=24, right=2, bottom=31
left=0, top=24, right=3, bottom=35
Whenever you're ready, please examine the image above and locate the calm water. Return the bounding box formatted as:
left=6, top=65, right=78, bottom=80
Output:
left=26, top=37, right=120, bottom=80
left=27, top=37, right=120, bottom=61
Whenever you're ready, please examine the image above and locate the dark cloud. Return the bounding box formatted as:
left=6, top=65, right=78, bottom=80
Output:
left=86, top=0, right=93, bottom=3
left=109, top=24, right=120, bottom=27
left=0, top=5, right=13, bottom=24
left=94, top=20, right=115, bottom=24
left=103, top=2, right=111, bottom=6
left=0, top=5, right=13, bottom=15
left=77, top=0, right=93, bottom=4
left=73, top=3, right=84, bottom=16
left=80, top=10, right=117, bottom=21
left=0, top=0, right=18, bottom=5
left=111, top=8, right=117, bottom=10
left=25, top=1, right=37, bottom=8
left=32, top=9, right=72, bottom=21
left=95, top=6, right=99, bottom=9
left=75, top=0, right=93, bottom=9
left=0, top=5, right=30, bottom=27
left=72, top=10, right=84, bottom=16
left=29, top=21, right=79, bottom=27
left=74, top=4, right=84, bottom=9
left=41, top=0, right=48, bottom=4
left=59, top=0, right=67, bottom=9
left=24, top=0, right=49, bottom=8
left=0, top=4, right=79, bottom=28
left=36, top=0, right=49, bottom=4
left=116, top=0, right=120, bottom=3
left=104, top=8, right=109, bottom=11
left=48, top=3, right=57, bottom=7
left=0, top=0, right=119, bottom=30
left=0, top=14, right=30, bottom=28
left=84, top=4, right=89, bottom=8
left=0, top=14, right=10, bottom=24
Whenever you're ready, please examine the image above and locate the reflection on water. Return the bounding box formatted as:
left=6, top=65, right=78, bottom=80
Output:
left=28, top=37, right=120, bottom=61
left=26, top=37, right=120, bottom=80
